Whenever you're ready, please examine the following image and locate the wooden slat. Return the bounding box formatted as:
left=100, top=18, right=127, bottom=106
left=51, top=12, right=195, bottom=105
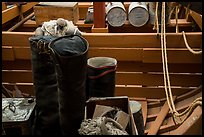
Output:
left=89, top=47, right=143, bottom=61
left=2, top=45, right=202, bottom=63
left=2, top=32, right=202, bottom=49
left=2, top=70, right=33, bottom=83
left=84, top=33, right=202, bottom=48
left=2, top=70, right=201, bottom=87
left=2, top=31, right=33, bottom=46
left=117, top=62, right=202, bottom=73
left=2, top=60, right=202, bottom=73
left=2, top=2, right=38, bottom=24
left=143, top=48, right=202, bottom=64
left=13, top=47, right=32, bottom=60
left=147, top=96, right=176, bottom=135
left=3, top=60, right=32, bottom=70
left=115, top=86, right=195, bottom=99
left=2, top=46, right=15, bottom=61
left=116, top=72, right=202, bottom=87
left=189, top=10, right=202, bottom=30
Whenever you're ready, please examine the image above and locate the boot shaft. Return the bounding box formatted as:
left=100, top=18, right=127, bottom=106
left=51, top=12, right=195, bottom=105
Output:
left=87, top=57, right=117, bottom=98
left=29, top=35, right=61, bottom=135
left=48, top=35, right=89, bottom=135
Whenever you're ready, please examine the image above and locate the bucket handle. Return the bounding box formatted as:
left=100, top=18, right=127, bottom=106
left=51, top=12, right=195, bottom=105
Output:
left=88, top=66, right=116, bottom=79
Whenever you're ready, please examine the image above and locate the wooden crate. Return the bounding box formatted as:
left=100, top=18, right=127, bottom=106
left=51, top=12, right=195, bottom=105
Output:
left=86, top=96, right=137, bottom=135
left=34, top=2, right=79, bottom=26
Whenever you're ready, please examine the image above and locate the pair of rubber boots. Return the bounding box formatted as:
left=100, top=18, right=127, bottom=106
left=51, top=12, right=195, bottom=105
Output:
left=29, top=35, right=117, bottom=135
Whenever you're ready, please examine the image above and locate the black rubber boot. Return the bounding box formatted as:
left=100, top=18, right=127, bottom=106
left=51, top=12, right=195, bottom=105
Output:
left=86, top=57, right=117, bottom=99
left=29, top=35, right=61, bottom=135
left=48, top=35, right=89, bottom=135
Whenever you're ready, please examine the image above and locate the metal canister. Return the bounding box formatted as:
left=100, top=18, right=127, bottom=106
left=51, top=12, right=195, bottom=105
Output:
left=128, top=2, right=149, bottom=27
left=106, top=2, right=127, bottom=27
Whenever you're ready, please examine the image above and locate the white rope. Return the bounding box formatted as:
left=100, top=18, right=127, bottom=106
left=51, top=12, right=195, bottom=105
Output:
left=182, top=31, right=202, bottom=54
left=160, top=2, right=173, bottom=113
left=175, top=6, right=179, bottom=33
left=160, top=2, right=202, bottom=125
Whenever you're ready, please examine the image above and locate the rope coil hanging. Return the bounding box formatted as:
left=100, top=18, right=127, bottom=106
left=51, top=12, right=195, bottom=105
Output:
left=158, top=2, right=202, bottom=125
left=182, top=31, right=202, bottom=54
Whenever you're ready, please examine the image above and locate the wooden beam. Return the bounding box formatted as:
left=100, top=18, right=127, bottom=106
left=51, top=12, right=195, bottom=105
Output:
left=147, top=96, right=176, bottom=135
left=8, top=12, right=34, bottom=31
left=115, top=86, right=194, bottom=99
left=143, top=48, right=202, bottom=64
left=2, top=2, right=38, bottom=24
left=2, top=46, right=201, bottom=64
left=2, top=46, right=15, bottom=61
left=2, top=69, right=201, bottom=86
left=189, top=10, right=202, bottom=30
left=93, top=2, right=105, bottom=28
left=2, top=32, right=202, bottom=49
left=116, top=72, right=202, bottom=87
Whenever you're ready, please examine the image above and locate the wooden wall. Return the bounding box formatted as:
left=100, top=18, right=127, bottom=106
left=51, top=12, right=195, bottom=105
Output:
left=2, top=31, right=202, bottom=98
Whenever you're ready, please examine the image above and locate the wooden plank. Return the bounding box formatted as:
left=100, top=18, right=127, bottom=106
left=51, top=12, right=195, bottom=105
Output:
left=115, top=86, right=195, bottom=99
left=2, top=60, right=202, bottom=73
left=147, top=96, right=176, bottom=135
left=2, top=70, right=201, bottom=87
left=2, top=31, right=34, bottom=46
left=116, top=72, right=202, bottom=87
left=117, top=62, right=202, bottom=73
left=143, top=48, right=202, bottom=64
left=2, top=70, right=33, bottom=83
left=189, top=10, right=202, bottom=30
left=2, top=46, right=15, bottom=61
left=88, top=47, right=143, bottom=61
left=2, top=46, right=201, bottom=63
left=2, top=32, right=202, bottom=48
left=83, top=33, right=202, bottom=48
left=3, top=60, right=32, bottom=70
left=2, top=2, right=38, bottom=24
left=13, top=47, right=32, bottom=60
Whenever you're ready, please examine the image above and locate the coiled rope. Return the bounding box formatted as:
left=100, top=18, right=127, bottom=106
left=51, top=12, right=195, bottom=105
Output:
left=182, top=31, right=202, bottom=54
left=159, top=2, right=202, bottom=125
